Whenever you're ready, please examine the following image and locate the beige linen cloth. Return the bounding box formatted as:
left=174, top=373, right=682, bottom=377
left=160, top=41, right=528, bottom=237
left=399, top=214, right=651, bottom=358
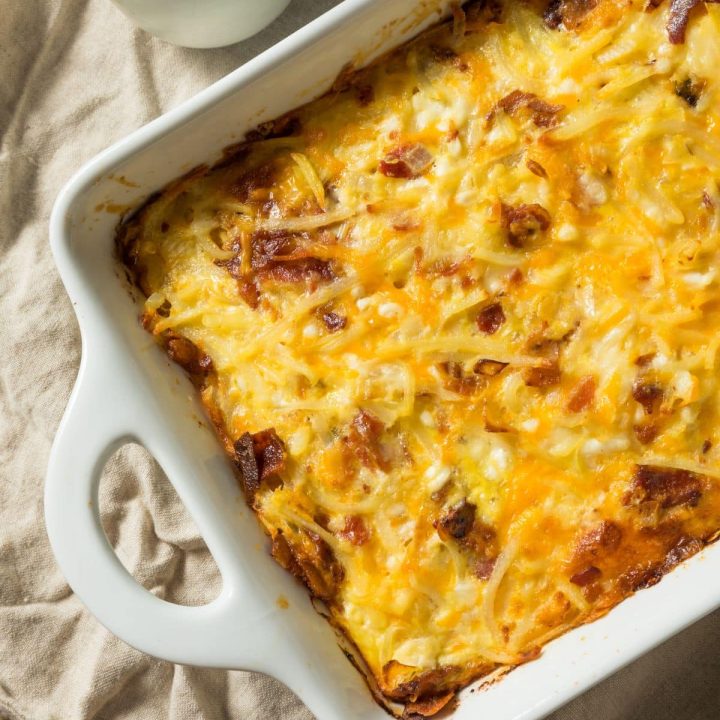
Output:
left=2, top=1, right=720, bottom=718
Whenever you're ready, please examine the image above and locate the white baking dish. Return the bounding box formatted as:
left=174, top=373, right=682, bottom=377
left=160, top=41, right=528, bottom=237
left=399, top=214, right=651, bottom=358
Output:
left=45, top=1, right=720, bottom=718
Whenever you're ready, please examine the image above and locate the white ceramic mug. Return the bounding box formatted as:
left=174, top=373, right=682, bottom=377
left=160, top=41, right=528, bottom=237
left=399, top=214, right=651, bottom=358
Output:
left=109, top=0, right=292, bottom=48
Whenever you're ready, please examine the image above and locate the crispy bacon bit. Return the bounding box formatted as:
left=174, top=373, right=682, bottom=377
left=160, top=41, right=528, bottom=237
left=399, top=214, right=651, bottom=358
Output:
left=379, top=144, right=434, bottom=179
left=567, top=375, right=596, bottom=412
left=302, top=530, right=344, bottom=600
left=251, top=428, right=286, bottom=481
left=233, top=429, right=286, bottom=500
left=436, top=500, right=476, bottom=540
left=339, top=515, right=370, bottom=546
left=474, top=557, right=497, bottom=580
left=703, top=192, right=715, bottom=210
left=570, top=565, right=602, bottom=586
left=575, top=520, right=623, bottom=560
left=702, top=439, right=713, bottom=454
left=495, top=90, right=564, bottom=128
left=628, top=464, right=705, bottom=509
left=474, top=359, right=508, bottom=376
left=632, top=380, right=663, bottom=415
left=675, top=76, right=706, bottom=107
left=403, top=692, right=456, bottom=718
left=526, top=159, right=548, bottom=178
left=435, top=500, right=497, bottom=579
left=667, top=0, right=717, bottom=43
left=273, top=529, right=344, bottom=602
left=523, top=363, right=561, bottom=387
left=544, top=0, right=564, bottom=26
left=271, top=532, right=302, bottom=576
left=634, top=352, right=656, bottom=367
left=345, top=409, right=389, bottom=471
left=544, top=0, right=598, bottom=29
left=238, top=279, right=260, bottom=309
left=165, top=335, right=214, bottom=378
left=233, top=433, right=260, bottom=500
left=322, top=311, right=347, bottom=332
left=441, top=361, right=484, bottom=395
left=476, top=302, right=506, bottom=335
left=634, top=422, right=659, bottom=445
left=261, top=258, right=335, bottom=285
left=501, top=202, right=552, bottom=247
left=250, top=230, right=297, bottom=270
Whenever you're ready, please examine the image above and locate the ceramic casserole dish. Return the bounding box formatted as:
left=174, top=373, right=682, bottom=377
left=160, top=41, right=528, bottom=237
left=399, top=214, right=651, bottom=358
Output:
left=46, top=1, right=720, bottom=718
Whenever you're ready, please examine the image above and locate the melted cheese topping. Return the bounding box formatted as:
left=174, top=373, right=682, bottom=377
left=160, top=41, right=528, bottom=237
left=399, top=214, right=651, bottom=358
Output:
left=120, top=0, right=720, bottom=710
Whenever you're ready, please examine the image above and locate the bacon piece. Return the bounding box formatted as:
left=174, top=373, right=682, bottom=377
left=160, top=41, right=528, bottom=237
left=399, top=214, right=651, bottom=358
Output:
left=250, top=230, right=297, bottom=270
left=667, top=0, right=718, bottom=44
left=379, top=144, right=434, bottom=179
left=570, top=565, right=602, bottom=586
left=441, top=361, right=484, bottom=395
left=301, top=530, right=345, bottom=601
left=634, top=422, right=659, bottom=445
left=628, top=464, right=705, bottom=509
left=575, top=520, right=623, bottom=560
left=476, top=302, right=506, bottom=335
left=523, top=363, right=561, bottom=387
left=632, top=379, right=663, bottom=414
left=495, top=90, right=564, bottom=128
left=165, top=335, right=214, bottom=378
left=567, top=375, right=596, bottom=412
left=339, top=515, right=370, bottom=546
left=501, top=202, right=552, bottom=247
left=238, top=279, right=260, bottom=309
left=272, top=530, right=344, bottom=602
left=261, top=257, right=335, bottom=285
left=344, top=409, right=389, bottom=471
left=251, top=428, right=287, bottom=481
left=321, top=310, right=347, bottom=332
left=473, top=557, right=497, bottom=580
left=436, top=500, right=476, bottom=541
left=435, top=500, right=497, bottom=579
left=544, top=0, right=598, bottom=29
left=233, top=433, right=260, bottom=500
left=233, top=429, right=286, bottom=500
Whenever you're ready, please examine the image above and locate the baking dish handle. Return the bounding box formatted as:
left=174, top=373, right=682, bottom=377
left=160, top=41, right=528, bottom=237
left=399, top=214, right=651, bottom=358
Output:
left=44, top=359, right=276, bottom=670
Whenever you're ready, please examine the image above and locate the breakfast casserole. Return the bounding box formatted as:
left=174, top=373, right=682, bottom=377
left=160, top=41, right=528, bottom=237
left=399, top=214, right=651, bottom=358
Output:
left=117, top=0, right=720, bottom=715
